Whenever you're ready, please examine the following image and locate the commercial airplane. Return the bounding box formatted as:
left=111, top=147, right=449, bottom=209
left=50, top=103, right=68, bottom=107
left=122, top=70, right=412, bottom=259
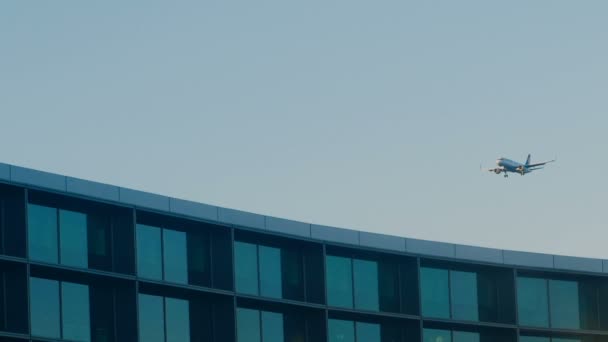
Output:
left=485, top=154, right=555, bottom=178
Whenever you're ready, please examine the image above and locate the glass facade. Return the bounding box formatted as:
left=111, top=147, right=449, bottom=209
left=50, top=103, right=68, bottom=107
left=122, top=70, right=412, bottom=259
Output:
left=5, top=178, right=608, bottom=342
left=30, top=277, right=91, bottom=341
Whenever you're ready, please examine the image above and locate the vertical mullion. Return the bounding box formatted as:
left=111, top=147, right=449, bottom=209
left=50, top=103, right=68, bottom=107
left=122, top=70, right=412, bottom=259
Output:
left=1, top=272, right=6, bottom=331
left=256, top=244, right=261, bottom=296
left=208, top=231, right=213, bottom=288
left=1, top=199, right=5, bottom=254
left=160, top=227, right=165, bottom=282
left=24, top=188, right=32, bottom=340
left=56, top=208, right=61, bottom=265
left=302, top=248, right=308, bottom=302
left=109, top=214, right=116, bottom=273
left=230, top=227, right=238, bottom=342
left=322, top=244, right=329, bottom=342
left=350, top=255, right=355, bottom=309
left=258, top=309, right=263, bottom=342
left=133, top=208, right=141, bottom=342
left=546, top=278, right=552, bottom=328
left=448, top=269, right=453, bottom=320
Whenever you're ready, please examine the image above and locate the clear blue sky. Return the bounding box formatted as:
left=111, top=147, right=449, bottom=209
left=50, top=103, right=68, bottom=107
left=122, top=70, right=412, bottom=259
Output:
left=2, top=1, right=607, bottom=258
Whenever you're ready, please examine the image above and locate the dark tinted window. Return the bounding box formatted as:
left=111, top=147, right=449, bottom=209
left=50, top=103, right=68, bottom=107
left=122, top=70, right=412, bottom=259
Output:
left=421, top=267, right=450, bottom=318
left=235, top=242, right=259, bottom=295
left=30, top=277, right=60, bottom=339
left=59, top=210, right=88, bottom=268
left=28, top=204, right=58, bottom=264
left=163, top=229, right=188, bottom=284
left=517, top=277, right=549, bottom=327
left=326, top=255, right=353, bottom=308
left=136, top=224, right=162, bottom=280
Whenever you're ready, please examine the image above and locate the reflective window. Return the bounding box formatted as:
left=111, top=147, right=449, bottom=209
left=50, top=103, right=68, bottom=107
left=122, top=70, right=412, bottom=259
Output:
left=30, top=277, right=60, bottom=339
left=259, top=246, right=282, bottom=299
left=328, top=319, right=355, bottom=342
left=553, top=339, right=580, bottom=342
left=138, top=294, right=164, bottom=342
left=549, top=280, right=580, bottom=329
left=451, top=271, right=478, bottom=321
left=61, top=282, right=91, bottom=342
left=261, top=311, right=284, bottom=342
left=326, top=256, right=353, bottom=308
left=136, top=224, right=162, bottom=280
left=517, top=277, right=549, bottom=327
left=453, top=331, right=480, bottom=342
left=28, top=204, right=58, bottom=263
left=353, top=259, right=379, bottom=311
left=237, top=308, right=261, bottom=342
left=165, top=297, right=190, bottom=342
left=356, top=322, right=380, bottom=342
left=421, top=267, right=450, bottom=318
left=424, top=328, right=451, bottom=342
left=163, top=229, right=188, bottom=284
left=235, top=242, right=259, bottom=295
left=59, top=210, right=88, bottom=268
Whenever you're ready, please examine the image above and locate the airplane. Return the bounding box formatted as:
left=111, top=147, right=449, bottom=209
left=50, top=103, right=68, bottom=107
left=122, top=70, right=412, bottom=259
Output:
left=485, top=154, right=555, bottom=178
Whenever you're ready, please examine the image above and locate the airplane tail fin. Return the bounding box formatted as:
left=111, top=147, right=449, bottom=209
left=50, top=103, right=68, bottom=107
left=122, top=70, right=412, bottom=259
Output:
left=525, top=154, right=531, bottom=167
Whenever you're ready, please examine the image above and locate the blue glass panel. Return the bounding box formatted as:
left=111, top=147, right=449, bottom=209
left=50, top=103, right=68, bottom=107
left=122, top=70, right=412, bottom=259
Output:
left=237, top=308, right=261, bottom=342
left=28, top=204, right=58, bottom=263
left=421, top=267, right=450, bottom=318
left=62, top=282, right=91, bottom=342
left=553, top=339, right=580, bottom=342
left=60, top=210, right=88, bottom=268
left=549, top=280, right=580, bottom=329
left=424, top=328, right=451, bottom=342
left=259, top=246, right=282, bottom=298
left=163, top=229, right=188, bottom=284
left=30, top=277, right=60, bottom=339
left=235, top=242, right=259, bottom=295
left=262, top=311, right=284, bottom=342
left=453, top=331, right=480, bottom=342
left=518, top=277, right=549, bottom=327
left=328, top=319, right=355, bottom=342
left=451, top=271, right=479, bottom=321
left=138, top=294, right=165, bottom=342
left=165, top=297, right=190, bottom=342
left=136, top=224, right=162, bottom=280
left=356, top=322, right=380, bottom=342
left=326, top=256, right=353, bottom=308
left=519, top=337, right=550, bottom=342
left=353, top=259, right=379, bottom=311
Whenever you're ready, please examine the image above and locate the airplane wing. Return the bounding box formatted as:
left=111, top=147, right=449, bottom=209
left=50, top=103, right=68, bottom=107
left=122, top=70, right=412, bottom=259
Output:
left=527, top=159, right=556, bottom=168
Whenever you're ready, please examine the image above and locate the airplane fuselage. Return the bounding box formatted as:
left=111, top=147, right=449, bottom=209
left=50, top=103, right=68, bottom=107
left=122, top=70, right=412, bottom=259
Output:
left=496, top=158, right=528, bottom=174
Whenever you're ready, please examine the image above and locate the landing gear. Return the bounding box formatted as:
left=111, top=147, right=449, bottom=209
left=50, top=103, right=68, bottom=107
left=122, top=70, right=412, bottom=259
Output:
left=504, top=173, right=508, bottom=178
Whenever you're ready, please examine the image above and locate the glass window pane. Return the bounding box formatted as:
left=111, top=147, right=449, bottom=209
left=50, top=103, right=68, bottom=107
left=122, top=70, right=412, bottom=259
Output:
left=136, top=225, right=162, bottom=280
left=261, top=311, right=284, bottom=342
left=30, top=277, right=60, bottom=339
left=326, top=256, right=353, bottom=308
left=453, top=331, right=480, bottom=342
left=328, top=319, right=355, bottom=342
left=62, top=282, right=91, bottom=342
left=60, top=210, right=88, bottom=268
left=424, top=328, right=451, bottom=342
left=237, top=308, right=261, bottom=342
left=28, top=204, right=58, bottom=263
left=235, top=242, right=259, bottom=295
left=356, top=322, right=380, bottom=342
left=519, top=337, right=550, bottom=342
left=553, top=339, right=580, bottom=342
left=165, top=297, right=190, bottom=342
left=260, top=246, right=283, bottom=298
left=421, top=267, right=450, bottom=318
left=138, top=294, right=165, bottom=342
left=451, top=271, right=479, bottom=321
left=163, top=229, right=188, bottom=284
left=549, top=280, right=580, bottom=329
left=517, top=277, right=549, bottom=327
left=353, top=259, right=379, bottom=311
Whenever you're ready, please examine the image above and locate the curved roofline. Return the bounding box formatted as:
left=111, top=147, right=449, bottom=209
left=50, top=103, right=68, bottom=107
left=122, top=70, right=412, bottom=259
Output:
left=1, top=161, right=606, bottom=275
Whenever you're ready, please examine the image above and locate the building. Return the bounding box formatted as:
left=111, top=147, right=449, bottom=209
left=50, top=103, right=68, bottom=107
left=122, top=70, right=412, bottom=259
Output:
left=0, top=161, right=607, bottom=342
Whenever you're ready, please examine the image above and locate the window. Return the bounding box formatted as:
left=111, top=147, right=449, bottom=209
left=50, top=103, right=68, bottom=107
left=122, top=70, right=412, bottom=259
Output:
left=549, top=280, right=580, bottom=329
left=28, top=204, right=89, bottom=268
left=136, top=225, right=190, bottom=285
left=30, top=277, right=90, bottom=341
left=138, top=294, right=190, bottom=342
left=355, top=322, right=381, bottom=342
left=28, top=204, right=58, bottom=264
left=518, top=276, right=583, bottom=329
left=517, top=277, right=549, bottom=327
left=235, top=242, right=259, bottom=295
left=520, top=337, right=580, bottom=342
left=451, top=271, right=478, bottom=321
left=328, top=319, right=381, bottom=342
left=421, top=267, right=450, bottom=318
left=326, top=255, right=353, bottom=308
left=237, top=308, right=284, bottom=342
left=235, top=241, right=305, bottom=301
left=353, top=259, right=379, bottom=311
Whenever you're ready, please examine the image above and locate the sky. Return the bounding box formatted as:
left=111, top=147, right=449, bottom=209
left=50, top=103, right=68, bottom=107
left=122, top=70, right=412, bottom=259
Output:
left=1, top=1, right=607, bottom=258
